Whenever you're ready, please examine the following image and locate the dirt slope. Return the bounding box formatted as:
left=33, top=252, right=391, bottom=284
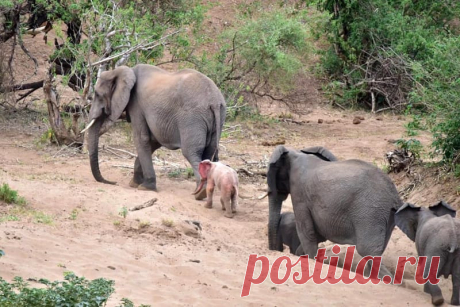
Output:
left=0, top=106, right=456, bottom=306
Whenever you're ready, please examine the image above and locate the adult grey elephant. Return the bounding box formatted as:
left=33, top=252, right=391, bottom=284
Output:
left=395, top=201, right=459, bottom=306
left=267, top=145, right=403, bottom=278
left=83, top=64, right=226, bottom=199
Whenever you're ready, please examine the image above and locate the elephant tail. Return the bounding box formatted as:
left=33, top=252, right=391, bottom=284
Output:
left=448, top=216, right=458, bottom=253
left=211, top=103, right=223, bottom=162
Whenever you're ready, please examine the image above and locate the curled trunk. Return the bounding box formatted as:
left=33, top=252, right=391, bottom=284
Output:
left=87, top=117, right=116, bottom=185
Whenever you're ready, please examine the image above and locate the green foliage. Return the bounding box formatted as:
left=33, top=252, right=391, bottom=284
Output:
left=395, top=138, right=423, bottom=159
left=410, top=35, right=460, bottom=163
left=118, top=206, right=128, bottom=219
left=0, top=250, right=4, bottom=257
left=171, top=6, right=311, bottom=120
left=311, top=0, right=460, bottom=165
left=0, top=183, right=26, bottom=205
left=0, top=273, right=149, bottom=306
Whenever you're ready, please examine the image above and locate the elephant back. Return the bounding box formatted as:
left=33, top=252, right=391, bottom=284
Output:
left=300, top=146, right=338, bottom=162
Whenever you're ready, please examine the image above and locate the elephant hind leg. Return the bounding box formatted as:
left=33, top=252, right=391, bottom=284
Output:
left=451, top=256, right=460, bottom=305
left=355, top=228, right=394, bottom=281
left=423, top=256, right=445, bottom=306
left=231, top=190, right=237, bottom=213
left=221, top=194, right=233, bottom=218
left=180, top=127, right=207, bottom=200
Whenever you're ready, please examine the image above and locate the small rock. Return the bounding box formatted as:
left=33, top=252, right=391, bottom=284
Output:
left=318, top=119, right=324, bottom=124
left=222, top=285, right=228, bottom=289
left=107, top=266, right=116, bottom=270
left=178, top=220, right=201, bottom=238
left=185, top=220, right=202, bottom=231
left=189, top=259, right=201, bottom=263
left=356, top=115, right=365, bottom=120
left=376, top=117, right=383, bottom=121
left=353, top=118, right=361, bottom=125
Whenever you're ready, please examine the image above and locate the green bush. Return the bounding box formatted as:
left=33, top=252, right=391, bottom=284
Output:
left=171, top=5, right=312, bottom=120
left=311, top=0, right=460, bottom=165
left=0, top=273, right=149, bottom=307
left=395, top=138, right=423, bottom=159
left=0, top=183, right=26, bottom=205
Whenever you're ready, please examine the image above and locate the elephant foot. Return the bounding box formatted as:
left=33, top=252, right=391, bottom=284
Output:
left=232, top=208, right=237, bottom=213
left=432, top=296, right=444, bottom=306
left=129, top=178, right=141, bottom=188
left=204, top=203, right=212, bottom=209
left=138, top=178, right=157, bottom=191
left=194, top=187, right=207, bottom=200
left=224, top=212, right=234, bottom=218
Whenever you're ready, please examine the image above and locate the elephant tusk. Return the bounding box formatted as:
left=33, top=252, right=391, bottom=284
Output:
left=80, top=119, right=96, bottom=134
left=257, top=192, right=268, bottom=200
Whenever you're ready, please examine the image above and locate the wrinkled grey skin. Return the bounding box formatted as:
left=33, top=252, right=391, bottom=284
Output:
left=276, top=212, right=301, bottom=255
left=395, top=201, right=460, bottom=306
left=86, top=64, right=226, bottom=199
left=267, top=145, right=403, bottom=280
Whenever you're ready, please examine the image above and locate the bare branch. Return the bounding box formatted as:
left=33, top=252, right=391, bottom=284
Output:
left=90, top=30, right=183, bottom=67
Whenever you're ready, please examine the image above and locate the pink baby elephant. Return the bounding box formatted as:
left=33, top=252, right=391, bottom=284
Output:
left=192, top=159, right=239, bottom=218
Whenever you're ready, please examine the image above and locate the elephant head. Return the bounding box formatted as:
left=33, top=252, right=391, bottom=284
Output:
left=83, top=66, right=136, bottom=184
left=395, top=200, right=456, bottom=241
left=267, top=145, right=338, bottom=250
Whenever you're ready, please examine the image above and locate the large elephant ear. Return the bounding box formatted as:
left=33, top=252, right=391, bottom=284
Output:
left=99, top=66, right=136, bottom=122
left=395, top=203, right=421, bottom=242
left=429, top=200, right=456, bottom=218
left=267, top=145, right=289, bottom=195
left=300, top=146, right=338, bottom=161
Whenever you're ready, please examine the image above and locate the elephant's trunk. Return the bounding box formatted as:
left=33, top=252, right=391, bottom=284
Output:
left=87, top=117, right=116, bottom=185
left=268, top=194, right=283, bottom=251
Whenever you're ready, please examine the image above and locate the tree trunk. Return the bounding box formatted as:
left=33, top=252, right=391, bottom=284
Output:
left=43, top=69, right=83, bottom=146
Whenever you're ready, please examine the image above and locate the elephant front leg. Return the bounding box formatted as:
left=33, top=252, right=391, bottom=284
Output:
left=294, top=208, right=319, bottom=258
left=134, top=130, right=157, bottom=191
left=204, top=182, right=214, bottom=209
left=423, top=256, right=445, bottom=306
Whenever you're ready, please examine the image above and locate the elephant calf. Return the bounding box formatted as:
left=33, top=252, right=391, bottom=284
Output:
left=395, top=200, right=460, bottom=306
left=276, top=212, right=301, bottom=255
left=192, top=160, right=239, bottom=218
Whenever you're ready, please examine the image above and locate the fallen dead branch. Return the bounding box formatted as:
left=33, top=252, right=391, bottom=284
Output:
left=113, top=164, right=134, bottom=169
left=260, top=139, right=285, bottom=146
left=105, top=146, right=136, bottom=158
left=237, top=168, right=266, bottom=177
left=129, top=198, right=158, bottom=211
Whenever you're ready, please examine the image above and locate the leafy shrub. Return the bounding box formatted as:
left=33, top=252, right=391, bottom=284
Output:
left=312, top=0, right=460, bottom=165
left=395, top=139, right=423, bottom=159
left=0, top=272, right=150, bottom=307
left=171, top=5, right=312, bottom=120
left=0, top=183, right=26, bottom=205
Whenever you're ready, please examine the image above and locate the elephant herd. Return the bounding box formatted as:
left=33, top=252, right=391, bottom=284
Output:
left=83, top=64, right=459, bottom=306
